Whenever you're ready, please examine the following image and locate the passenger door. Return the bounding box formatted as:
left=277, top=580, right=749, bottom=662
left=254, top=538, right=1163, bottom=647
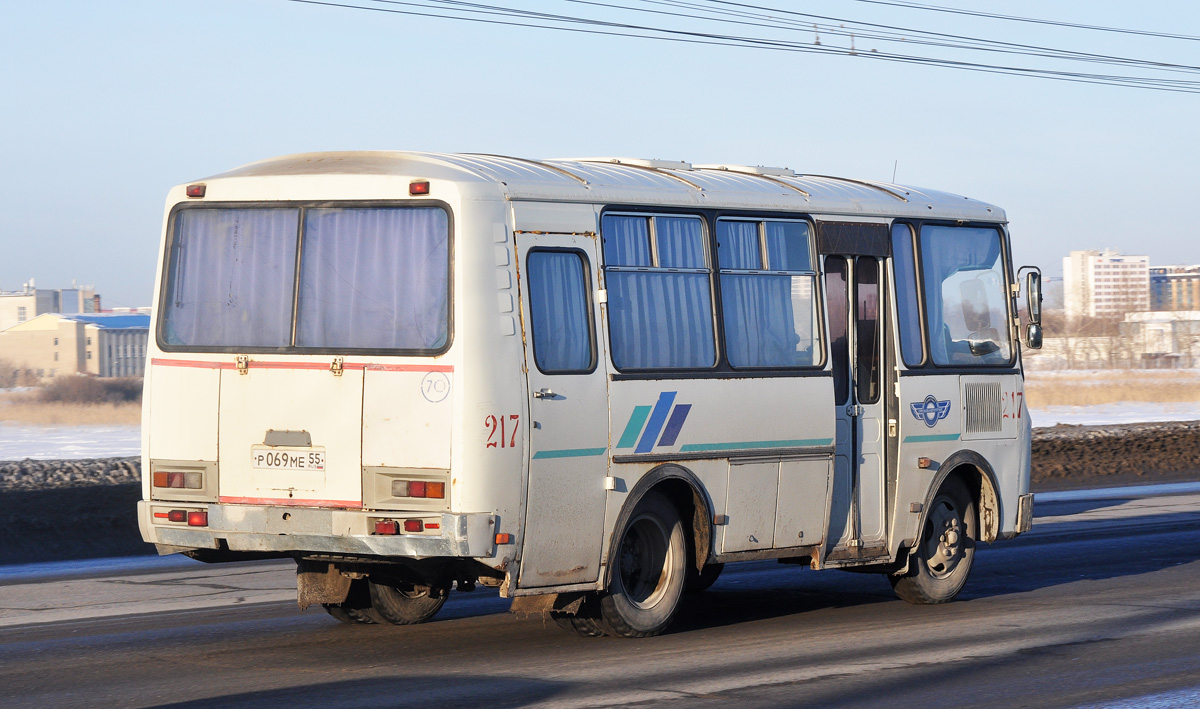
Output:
left=514, top=221, right=610, bottom=588
left=825, top=254, right=890, bottom=560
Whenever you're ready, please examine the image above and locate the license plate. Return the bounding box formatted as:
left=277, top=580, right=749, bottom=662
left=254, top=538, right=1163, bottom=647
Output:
left=251, top=446, right=326, bottom=471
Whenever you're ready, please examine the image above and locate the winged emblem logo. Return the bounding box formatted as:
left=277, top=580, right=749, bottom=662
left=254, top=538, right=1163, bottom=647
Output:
left=910, top=395, right=952, bottom=428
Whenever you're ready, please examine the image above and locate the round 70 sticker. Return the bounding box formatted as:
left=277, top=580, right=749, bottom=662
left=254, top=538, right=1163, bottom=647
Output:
left=421, top=372, right=451, bottom=403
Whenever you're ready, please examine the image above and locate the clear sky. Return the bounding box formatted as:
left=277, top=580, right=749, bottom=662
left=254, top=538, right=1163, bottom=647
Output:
left=1, top=1, right=1197, bottom=308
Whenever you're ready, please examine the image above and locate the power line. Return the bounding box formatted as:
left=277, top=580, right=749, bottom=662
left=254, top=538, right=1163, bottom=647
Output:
left=279, top=0, right=1200, bottom=93
left=843, top=0, right=1200, bottom=42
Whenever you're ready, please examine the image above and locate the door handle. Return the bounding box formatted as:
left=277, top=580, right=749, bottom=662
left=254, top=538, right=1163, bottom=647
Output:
left=533, top=388, right=556, bottom=399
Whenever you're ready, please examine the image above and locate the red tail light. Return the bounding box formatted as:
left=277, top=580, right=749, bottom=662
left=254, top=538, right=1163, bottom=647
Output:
left=167, top=510, right=186, bottom=523
left=375, top=520, right=399, bottom=535
left=403, top=519, right=423, bottom=533
left=187, top=510, right=208, bottom=527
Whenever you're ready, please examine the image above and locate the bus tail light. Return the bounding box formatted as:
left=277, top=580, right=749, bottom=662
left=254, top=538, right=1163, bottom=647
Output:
left=153, top=471, right=203, bottom=489
left=375, top=520, right=399, bottom=535
left=403, top=519, right=423, bottom=533
left=167, top=510, right=186, bottom=523
left=187, top=510, right=208, bottom=527
left=391, top=480, right=446, bottom=499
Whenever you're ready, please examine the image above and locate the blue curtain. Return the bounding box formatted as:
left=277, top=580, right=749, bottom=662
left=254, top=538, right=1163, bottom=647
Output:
left=297, top=207, right=449, bottom=350
left=891, top=224, right=924, bottom=366
left=528, top=251, right=592, bottom=372
left=721, top=274, right=814, bottom=367
left=765, top=221, right=813, bottom=271
left=607, top=271, right=715, bottom=369
left=602, top=215, right=651, bottom=266
left=162, top=208, right=299, bottom=347
left=717, top=220, right=759, bottom=270
left=656, top=217, right=707, bottom=268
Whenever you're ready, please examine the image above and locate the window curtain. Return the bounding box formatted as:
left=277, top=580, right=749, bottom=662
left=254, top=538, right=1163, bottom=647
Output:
left=765, top=221, right=813, bottom=271
left=297, top=207, right=449, bottom=350
left=602, top=215, right=651, bottom=266
left=720, top=274, right=807, bottom=366
left=607, top=271, right=714, bottom=369
left=162, top=208, right=299, bottom=347
left=717, top=221, right=759, bottom=269
left=656, top=217, right=706, bottom=268
left=528, top=251, right=592, bottom=372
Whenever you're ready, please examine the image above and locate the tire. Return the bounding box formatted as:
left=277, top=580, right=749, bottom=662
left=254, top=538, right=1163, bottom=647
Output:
left=323, top=578, right=381, bottom=624
left=552, top=613, right=608, bottom=637
left=368, top=579, right=448, bottom=625
left=890, top=476, right=977, bottom=604
left=685, top=563, right=724, bottom=594
left=599, top=491, right=687, bottom=638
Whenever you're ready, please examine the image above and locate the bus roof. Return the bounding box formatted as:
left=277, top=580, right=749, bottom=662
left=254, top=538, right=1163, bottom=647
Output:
left=205, top=151, right=1006, bottom=222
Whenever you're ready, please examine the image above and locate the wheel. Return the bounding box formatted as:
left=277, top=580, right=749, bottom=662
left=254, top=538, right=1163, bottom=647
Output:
left=552, top=613, right=608, bottom=637
left=368, top=579, right=448, bottom=625
left=685, top=563, right=724, bottom=594
left=599, top=491, right=687, bottom=638
left=890, top=476, right=977, bottom=604
left=323, top=578, right=381, bottom=624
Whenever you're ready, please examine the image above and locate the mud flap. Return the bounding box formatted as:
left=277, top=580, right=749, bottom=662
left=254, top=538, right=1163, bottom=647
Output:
left=509, top=592, right=587, bottom=618
left=296, top=561, right=353, bottom=610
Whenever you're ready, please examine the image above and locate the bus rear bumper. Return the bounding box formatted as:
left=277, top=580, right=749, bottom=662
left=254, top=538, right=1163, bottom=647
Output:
left=138, top=501, right=498, bottom=559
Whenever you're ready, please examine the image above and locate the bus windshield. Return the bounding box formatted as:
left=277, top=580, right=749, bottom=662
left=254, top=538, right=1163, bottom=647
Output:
left=920, top=225, right=1012, bottom=366
left=160, top=205, right=450, bottom=353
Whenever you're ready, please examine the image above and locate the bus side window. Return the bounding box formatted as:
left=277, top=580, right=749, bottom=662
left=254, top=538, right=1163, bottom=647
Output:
left=824, top=256, right=850, bottom=405
left=602, top=214, right=716, bottom=370
left=890, top=223, right=925, bottom=366
left=717, top=219, right=822, bottom=369
left=526, top=250, right=596, bottom=373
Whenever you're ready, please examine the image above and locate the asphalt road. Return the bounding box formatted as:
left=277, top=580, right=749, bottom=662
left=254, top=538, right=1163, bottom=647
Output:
left=3, top=488, right=1200, bottom=709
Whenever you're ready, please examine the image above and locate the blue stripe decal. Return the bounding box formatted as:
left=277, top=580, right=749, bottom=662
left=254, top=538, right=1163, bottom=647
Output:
left=532, top=447, right=608, bottom=460
left=903, top=433, right=961, bottom=443
left=657, top=404, right=692, bottom=447
left=635, top=391, right=677, bottom=454
left=679, top=438, right=833, bottom=453
left=616, top=405, right=652, bottom=449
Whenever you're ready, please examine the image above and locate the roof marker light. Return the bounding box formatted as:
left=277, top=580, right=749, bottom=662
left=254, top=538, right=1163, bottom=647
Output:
left=186, top=184, right=206, bottom=198
left=409, top=180, right=430, bottom=196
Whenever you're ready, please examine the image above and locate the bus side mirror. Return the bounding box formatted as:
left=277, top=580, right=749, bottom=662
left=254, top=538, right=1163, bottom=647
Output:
left=1026, top=322, right=1043, bottom=349
left=1025, top=271, right=1042, bottom=325
left=1017, top=265, right=1043, bottom=350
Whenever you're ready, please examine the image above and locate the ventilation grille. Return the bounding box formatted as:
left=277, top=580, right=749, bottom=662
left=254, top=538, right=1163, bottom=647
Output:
left=964, top=381, right=1002, bottom=433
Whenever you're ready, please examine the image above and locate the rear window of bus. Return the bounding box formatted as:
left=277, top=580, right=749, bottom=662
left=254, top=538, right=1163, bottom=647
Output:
left=160, top=205, right=450, bottom=354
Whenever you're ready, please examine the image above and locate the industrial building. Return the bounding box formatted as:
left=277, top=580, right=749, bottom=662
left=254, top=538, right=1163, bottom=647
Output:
left=0, top=312, right=149, bottom=381
left=0, top=279, right=100, bottom=331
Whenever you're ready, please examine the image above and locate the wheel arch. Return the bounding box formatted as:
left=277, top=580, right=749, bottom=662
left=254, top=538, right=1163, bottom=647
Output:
left=603, top=464, right=715, bottom=590
left=920, top=449, right=1002, bottom=544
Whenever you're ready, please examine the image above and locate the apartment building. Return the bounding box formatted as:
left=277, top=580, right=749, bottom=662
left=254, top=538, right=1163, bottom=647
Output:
left=1062, top=250, right=1150, bottom=318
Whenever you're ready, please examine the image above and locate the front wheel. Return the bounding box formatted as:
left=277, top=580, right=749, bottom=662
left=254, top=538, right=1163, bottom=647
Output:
left=368, top=579, right=448, bottom=625
left=599, top=492, right=687, bottom=638
left=890, top=476, right=977, bottom=604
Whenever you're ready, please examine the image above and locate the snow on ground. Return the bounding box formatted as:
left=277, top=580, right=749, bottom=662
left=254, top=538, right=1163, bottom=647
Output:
left=0, top=423, right=140, bottom=460
left=1028, top=402, right=1200, bottom=428
left=2, top=401, right=1200, bottom=460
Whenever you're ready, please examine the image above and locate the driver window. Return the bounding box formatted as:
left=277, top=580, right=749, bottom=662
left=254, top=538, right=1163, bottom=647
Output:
left=919, top=226, right=1012, bottom=366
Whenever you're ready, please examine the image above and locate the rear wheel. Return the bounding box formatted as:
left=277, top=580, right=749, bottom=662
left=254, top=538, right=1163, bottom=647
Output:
left=599, top=492, right=687, bottom=638
left=368, top=579, right=448, bottom=625
left=890, top=476, right=977, bottom=604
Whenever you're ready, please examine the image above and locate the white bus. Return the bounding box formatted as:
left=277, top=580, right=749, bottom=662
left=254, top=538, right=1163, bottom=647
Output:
left=139, top=151, right=1042, bottom=637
